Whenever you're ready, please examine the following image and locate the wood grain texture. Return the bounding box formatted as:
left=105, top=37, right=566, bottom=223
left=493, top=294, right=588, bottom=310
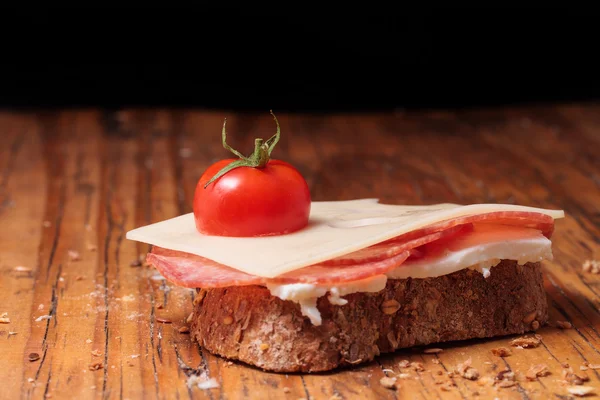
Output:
left=0, top=104, right=599, bottom=399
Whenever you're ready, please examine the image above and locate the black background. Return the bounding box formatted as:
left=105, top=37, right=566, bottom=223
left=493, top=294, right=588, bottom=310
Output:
left=0, top=7, right=597, bottom=112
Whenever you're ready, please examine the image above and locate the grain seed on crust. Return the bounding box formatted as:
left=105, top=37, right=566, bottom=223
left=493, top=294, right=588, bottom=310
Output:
left=381, top=299, right=401, bottom=315
left=522, top=311, right=537, bottom=324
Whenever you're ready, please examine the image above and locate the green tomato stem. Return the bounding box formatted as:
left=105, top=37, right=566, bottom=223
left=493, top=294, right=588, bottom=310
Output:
left=204, top=110, right=281, bottom=189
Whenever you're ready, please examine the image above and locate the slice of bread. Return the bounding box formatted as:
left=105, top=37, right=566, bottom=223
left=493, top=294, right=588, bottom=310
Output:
left=189, top=260, right=548, bottom=373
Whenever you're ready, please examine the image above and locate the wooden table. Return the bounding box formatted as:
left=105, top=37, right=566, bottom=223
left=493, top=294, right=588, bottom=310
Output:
left=1, top=104, right=599, bottom=400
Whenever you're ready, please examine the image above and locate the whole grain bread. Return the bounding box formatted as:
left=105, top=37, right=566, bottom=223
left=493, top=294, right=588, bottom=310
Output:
left=189, top=260, right=548, bottom=373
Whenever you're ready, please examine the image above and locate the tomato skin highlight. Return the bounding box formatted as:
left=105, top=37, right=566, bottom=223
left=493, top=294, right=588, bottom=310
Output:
left=193, top=158, right=311, bottom=237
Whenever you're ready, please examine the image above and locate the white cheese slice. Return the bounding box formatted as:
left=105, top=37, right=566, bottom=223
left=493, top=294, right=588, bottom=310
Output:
left=385, top=224, right=553, bottom=279
left=266, top=274, right=388, bottom=326
left=125, top=198, right=564, bottom=278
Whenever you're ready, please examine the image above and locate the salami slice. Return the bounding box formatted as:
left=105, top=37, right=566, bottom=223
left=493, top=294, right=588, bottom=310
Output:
left=148, top=249, right=264, bottom=288
left=412, top=211, right=555, bottom=238
left=322, top=224, right=472, bottom=266
left=271, top=251, right=411, bottom=284
left=147, top=211, right=555, bottom=288
left=148, top=246, right=412, bottom=287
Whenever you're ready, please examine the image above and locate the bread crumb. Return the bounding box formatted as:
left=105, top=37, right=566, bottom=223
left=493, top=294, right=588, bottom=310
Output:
left=186, top=312, right=194, bottom=324
left=35, top=315, right=51, bottom=322
left=196, top=377, right=220, bottom=390
left=398, top=360, right=410, bottom=368
left=510, top=335, right=541, bottom=348
left=14, top=266, right=32, bottom=272
left=381, top=299, right=401, bottom=315
left=563, top=366, right=590, bottom=385
left=583, top=260, right=600, bottom=274
left=43, top=221, right=52, bottom=228
left=491, top=347, right=512, bottom=357
left=581, top=365, right=589, bottom=371
left=456, top=358, right=479, bottom=380
left=379, top=376, right=398, bottom=389
left=86, top=339, right=93, bottom=344
left=440, top=382, right=454, bottom=391
left=156, top=304, right=164, bottom=310
left=531, top=320, right=540, bottom=330
left=130, top=259, right=142, bottom=267
left=432, top=358, right=440, bottom=365
left=480, top=376, right=495, bottom=386
left=496, top=369, right=515, bottom=382
left=410, top=361, right=425, bottom=372
left=91, top=350, right=102, bottom=357
left=424, top=348, right=443, bottom=354
left=497, top=380, right=517, bottom=388
left=588, top=364, right=600, bottom=369
left=0, top=317, right=10, bottom=324
left=328, top=394, right=342, bottom=400
left=68, top=250, right=81, bottom=261
left=568, top=386, right=595, bottom=396
left=463, top=368, right=479, bottom=380
left=87, top=243, right=97, bottom=252
left=8, top=331, right=17, bottom=336
left=556, top=320, right=573, bottom=329
left=89, top=362, right=103, bottom=371
left=526, top=364, right=550, bottom=381
left=282, top=387, right=291, bottom=394
left=398, top=373, right=411, bottom=379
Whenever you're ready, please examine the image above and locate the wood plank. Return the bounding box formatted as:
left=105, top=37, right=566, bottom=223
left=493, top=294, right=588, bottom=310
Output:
left=0, top=112, right=46, bottom=400
left=3, top=104, right=600, bottom=399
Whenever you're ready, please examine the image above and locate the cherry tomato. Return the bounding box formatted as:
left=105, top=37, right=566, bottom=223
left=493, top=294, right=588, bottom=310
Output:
left=193, top=112, right=311, bottom=237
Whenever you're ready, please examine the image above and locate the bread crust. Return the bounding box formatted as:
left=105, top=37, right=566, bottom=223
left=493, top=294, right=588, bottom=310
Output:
left=189, top=260, right=548, bottom=373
